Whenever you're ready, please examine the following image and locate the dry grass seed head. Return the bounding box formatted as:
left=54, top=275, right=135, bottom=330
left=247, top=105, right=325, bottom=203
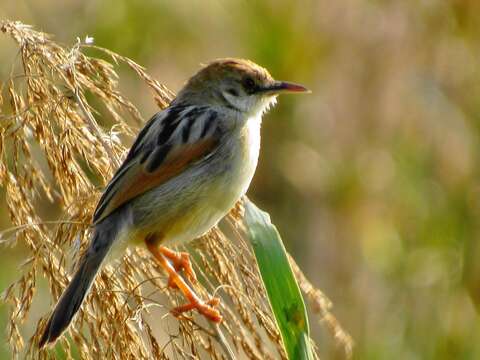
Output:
left=1, top=20, right=351, bottom=359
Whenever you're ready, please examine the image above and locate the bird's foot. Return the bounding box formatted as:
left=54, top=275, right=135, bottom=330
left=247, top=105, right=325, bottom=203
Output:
left=171, top=297, right=222, bottom=323
left=159, top=246, right=197, bottom=286
left=146, top=240, right=222, bottom=323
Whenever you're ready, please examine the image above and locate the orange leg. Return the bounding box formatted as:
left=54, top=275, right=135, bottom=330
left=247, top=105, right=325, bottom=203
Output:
left=146, top=238, right=222, bottom=323
left=158, top=246, right=197, bottom=286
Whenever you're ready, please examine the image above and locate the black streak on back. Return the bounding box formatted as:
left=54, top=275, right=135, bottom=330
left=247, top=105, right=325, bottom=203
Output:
left=201, top=112, right=217, bottom=138
left=157, top=107, right=183, bottom=145
left=146, top=144, right=172, bottom=172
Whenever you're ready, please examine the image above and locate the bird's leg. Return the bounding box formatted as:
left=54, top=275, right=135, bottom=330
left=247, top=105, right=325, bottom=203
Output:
left=158, top=246, right=197, bottom=286
left=145, top=235, right=222, bottom=323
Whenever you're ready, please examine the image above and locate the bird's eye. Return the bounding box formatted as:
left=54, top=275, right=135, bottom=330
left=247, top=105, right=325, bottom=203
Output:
left=227, top=88, right=239, bottom=96
left=243, top=77, right=256, bottom=92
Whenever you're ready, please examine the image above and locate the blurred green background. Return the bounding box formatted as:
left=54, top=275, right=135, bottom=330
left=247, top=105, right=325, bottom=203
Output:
left=2, top=0, right=480, bottom=359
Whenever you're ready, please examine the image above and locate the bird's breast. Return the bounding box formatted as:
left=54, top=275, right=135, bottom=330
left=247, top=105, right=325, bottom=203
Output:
left=130, top=115, right=262, bottom=246
left=234, top=114, right=262, bottom=193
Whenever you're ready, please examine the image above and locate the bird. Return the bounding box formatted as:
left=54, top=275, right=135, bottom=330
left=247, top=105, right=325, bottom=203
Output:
left=39, top=58, right=309, bottom=347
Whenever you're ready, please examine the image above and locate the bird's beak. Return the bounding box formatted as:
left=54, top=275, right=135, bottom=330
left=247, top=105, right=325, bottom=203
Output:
left=259, top=81, right=310, bottom=94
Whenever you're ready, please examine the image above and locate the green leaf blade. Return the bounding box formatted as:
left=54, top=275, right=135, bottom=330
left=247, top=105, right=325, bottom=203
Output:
left=243, top=200, right=314, bottom=360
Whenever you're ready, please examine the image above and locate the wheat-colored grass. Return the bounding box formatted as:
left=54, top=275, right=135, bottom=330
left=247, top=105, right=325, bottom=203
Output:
left=0, top=20, right=352, bottom=359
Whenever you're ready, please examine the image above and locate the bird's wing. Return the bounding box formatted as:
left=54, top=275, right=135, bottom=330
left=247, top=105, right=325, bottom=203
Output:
left=92, top=105, right=221, bottom=224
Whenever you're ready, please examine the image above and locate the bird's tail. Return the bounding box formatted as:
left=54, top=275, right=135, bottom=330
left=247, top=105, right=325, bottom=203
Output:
left=39, top=217, right=122, bottom=348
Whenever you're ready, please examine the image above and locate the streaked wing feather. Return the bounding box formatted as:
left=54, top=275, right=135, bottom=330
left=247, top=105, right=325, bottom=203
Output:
left=92, top=106, right=220, bottom=224
left=97, top=139, right=217, bottom=222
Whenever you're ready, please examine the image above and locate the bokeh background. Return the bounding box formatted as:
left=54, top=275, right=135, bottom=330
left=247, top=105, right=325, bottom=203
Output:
left=1, top=0, right=480, bottom=359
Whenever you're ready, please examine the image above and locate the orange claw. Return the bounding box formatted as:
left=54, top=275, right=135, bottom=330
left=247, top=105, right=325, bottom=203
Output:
left=145, top=239, right=222, bottom=323
left=172, top=297, right=222, bottom=323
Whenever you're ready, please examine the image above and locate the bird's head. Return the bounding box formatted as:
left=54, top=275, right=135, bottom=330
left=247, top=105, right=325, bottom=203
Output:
left=175, top=58, right=309, bottom=116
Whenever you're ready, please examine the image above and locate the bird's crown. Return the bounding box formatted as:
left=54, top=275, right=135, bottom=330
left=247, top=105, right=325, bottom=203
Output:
left=175, top=58, right=308, bottom=111
left=183, top=58, right=274, bottom=94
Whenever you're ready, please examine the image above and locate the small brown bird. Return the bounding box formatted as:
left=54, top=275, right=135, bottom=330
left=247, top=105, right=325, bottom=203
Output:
left=39, top=58, right=308, bottom=347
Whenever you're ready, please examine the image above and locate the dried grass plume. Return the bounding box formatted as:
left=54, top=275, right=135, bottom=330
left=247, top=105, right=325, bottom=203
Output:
left=0, top=20, right=352, bottom=359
